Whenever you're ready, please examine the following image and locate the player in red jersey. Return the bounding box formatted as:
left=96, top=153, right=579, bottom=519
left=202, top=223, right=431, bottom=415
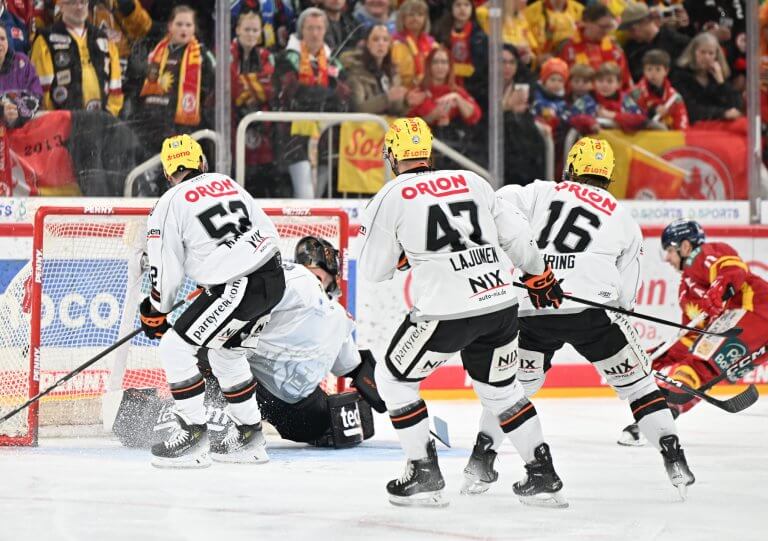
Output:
left=619, top=220, right=768, bottom=445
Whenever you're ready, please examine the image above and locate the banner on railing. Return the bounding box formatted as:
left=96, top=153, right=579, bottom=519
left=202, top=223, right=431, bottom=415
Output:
left=0, top=111, right=79, bottom=196
left=337, top=120, right=387, bottom=194
left=601, top=127, right=748, bottom=200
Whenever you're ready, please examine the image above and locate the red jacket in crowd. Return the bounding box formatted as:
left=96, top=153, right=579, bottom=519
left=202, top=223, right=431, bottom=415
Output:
left=631, top=77, right=689, bottom=130
left=558, top=29, right=631, bottom=90
left=408, top=83, right=482, bottom=126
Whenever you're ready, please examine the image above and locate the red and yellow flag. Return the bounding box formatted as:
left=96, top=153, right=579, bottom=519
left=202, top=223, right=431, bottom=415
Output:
left=337, top=120, right=387, bottom=194
left=601, top=127, right=748, bottom=200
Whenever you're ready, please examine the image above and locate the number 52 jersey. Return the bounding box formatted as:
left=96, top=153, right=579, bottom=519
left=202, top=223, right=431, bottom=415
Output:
left=146, top=173, right=279, bottom=313
left=498, top=179, right=643, bottom=316
left=358, top=169, right=544, bottom=322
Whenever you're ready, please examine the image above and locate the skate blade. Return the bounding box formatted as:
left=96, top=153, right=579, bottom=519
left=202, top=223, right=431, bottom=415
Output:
left=151, top=451, right=212, bottom=469
left=517, top=491, right=569, bottom=509
left=460, top=478, right=493, bottom=495
left=211, top=444, right=269, bottom=464
left=389, top=491, right=449, bottom=508
left=617, top=431, right=647, bottom=447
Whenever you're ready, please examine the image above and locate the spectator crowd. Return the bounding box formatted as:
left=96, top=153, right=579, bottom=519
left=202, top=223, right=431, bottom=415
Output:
left=0, top=0, right=759, bottom=195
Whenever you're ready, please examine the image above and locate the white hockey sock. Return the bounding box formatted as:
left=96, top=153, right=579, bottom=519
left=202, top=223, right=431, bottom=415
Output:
left=389, top=400, right=431, bottom=461
left=227, top=396, right=262, bottom=426
left=175, top=392, right=207, bottom=425
left=503, top=412, right=544, bottom=463
left=479, top=408, right=506, bottom=451
left=638, top=410, right=677, bottom=451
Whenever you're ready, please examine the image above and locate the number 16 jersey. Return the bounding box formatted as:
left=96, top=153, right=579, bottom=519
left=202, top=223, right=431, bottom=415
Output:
left=146, top=173, right=279, bottom=313
left=498, top=179, right=643, bottom=317
left=359, top=169, right=545, bottom=322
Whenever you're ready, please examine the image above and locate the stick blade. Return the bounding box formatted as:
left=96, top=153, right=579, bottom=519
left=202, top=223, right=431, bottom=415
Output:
left=704, top=384, right=760, bottom=413
left=722, top=327, right=743, bottom=338
left=432, top=416, right=451, bottom=448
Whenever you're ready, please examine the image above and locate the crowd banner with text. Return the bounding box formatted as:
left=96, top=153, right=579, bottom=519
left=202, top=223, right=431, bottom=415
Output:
left=337, top=120, right=387, bottom=194
left=0, top=111, right=79, bottom=196
left=601, top=128, right=748, bottom=200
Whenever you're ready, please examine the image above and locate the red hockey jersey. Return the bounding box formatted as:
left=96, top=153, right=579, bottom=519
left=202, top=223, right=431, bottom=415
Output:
left=678, top=242, right=768, bottom=329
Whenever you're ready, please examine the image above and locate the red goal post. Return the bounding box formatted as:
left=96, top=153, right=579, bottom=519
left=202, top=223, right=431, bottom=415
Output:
left=0, top=206, right=349, bottom=446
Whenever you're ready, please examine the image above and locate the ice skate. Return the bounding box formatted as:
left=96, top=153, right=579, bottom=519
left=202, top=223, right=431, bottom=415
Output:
left=617, top=423, right=647, bottom=447
left=461, top=432, right=499, bottom=495
left=387, top=440, right=448, bottom=508
left=513, top=443, right=568, bottom=508
left=151, top=412, right=211, bottom=469
left=659, top=435, right=695, bottom=500
left=210, top=421, right=269, bottom=464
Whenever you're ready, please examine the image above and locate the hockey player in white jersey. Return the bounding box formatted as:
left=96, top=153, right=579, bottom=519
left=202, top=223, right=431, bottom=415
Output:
left=494, top=137, right=695, bottom=498
left=140, top=134, right=285, bottom=468
left=359, top=117, right=567, bottom=508
left=196, top=236, right=386, bottom=448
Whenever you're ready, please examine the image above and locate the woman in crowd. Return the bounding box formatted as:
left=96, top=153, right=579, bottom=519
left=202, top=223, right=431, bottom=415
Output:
left=129, top=5, right=215, bottom=157
left=391, top=0, right=437, bottom=88
left=0, top=24, right=41, bottom=127
left=500, top=43, right=546, bottom=186
left=671, top=31, right=743, bottom=129
left=340, top=23, right=408, bottom=116
left=407, top=45, right=482, bottom=165
left=231, top=9, right=279, bottom=196
left=432, top=0, right=488, bottom=108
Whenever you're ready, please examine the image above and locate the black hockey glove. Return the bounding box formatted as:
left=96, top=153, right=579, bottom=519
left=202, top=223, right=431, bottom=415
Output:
left=521, top=264, right=564, bottom=309
left=139, top=297, right=171, bottom=339
left=345, top=350, right=386, bottom=413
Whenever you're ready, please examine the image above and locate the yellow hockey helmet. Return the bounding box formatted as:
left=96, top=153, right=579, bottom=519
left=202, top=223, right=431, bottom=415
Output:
left=564, top=137, right=615, bottom=182
left=384, top=117, right=433, bottom=162
left=160, top=134, right=206, bottom=178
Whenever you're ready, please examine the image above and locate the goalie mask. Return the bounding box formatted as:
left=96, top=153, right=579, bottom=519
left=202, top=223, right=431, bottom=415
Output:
left=295, top=236, right=340, bottom=296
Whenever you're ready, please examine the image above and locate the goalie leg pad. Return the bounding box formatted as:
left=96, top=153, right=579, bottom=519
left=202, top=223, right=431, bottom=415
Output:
left=256, top=384, right=330, bottom=442
left=112, top=388, right=167, bottom=448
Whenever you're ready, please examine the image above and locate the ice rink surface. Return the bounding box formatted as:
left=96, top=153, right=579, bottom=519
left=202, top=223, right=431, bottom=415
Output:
left=1, top=397, right=765, bottom=541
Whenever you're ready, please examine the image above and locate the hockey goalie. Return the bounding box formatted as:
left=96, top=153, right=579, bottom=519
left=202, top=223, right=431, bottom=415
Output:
left=620, top=219, right=768, bottom=445
left=112, top=236, right=385, bottom=450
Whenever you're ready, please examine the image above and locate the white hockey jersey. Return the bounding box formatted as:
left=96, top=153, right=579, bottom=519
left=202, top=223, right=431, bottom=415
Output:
left=497, top=179, right=642, bottom=316
left=242, top=264, right=359, bottom=402
left=358, top=169, right=544, bottom=321
left=146, top=173, right=279, bottom=313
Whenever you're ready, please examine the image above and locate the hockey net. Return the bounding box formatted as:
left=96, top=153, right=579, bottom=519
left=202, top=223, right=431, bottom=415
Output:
left=0, top=206, right=349, bottom=446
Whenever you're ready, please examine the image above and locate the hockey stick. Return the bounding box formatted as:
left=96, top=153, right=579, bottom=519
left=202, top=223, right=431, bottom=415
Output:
left=698, top=343, right=767, bottom=393
left=648, top=313, right=707, bottom=362
left=0, top=289, right=202, bottom=425
left=653, top=370, right=759, bottom=413
left=512, top=283, right=741, bottom=338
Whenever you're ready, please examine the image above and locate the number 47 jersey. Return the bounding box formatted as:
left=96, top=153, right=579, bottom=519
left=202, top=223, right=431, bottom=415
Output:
left=498, top=179, right=643, bottom=316
left=146, top=173, right=279, bottom=313
left=359, top=169, right=545, bottom=322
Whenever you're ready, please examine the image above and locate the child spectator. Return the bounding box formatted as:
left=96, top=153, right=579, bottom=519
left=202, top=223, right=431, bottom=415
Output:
left=0, top=25, right=41, bottom=128
left=532, top=56, right=570, bottom=135
left=568, top=63, right=594, bottom=102
left=631, top=49, right=688, bottom=130
left=391, top=0, right=437, bottom=88
left=568, top=63, right=598, bottom=134
left=593, top=61, right=646, bottom=131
